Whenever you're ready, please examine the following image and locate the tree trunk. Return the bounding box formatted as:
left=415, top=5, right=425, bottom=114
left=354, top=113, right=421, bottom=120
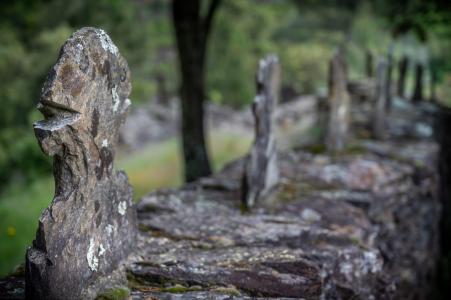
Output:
left=397, top=56, right=408, bottom=98
left=172, top=0, right=221, bottom=182
left=412, top=63, right=424, bottom=102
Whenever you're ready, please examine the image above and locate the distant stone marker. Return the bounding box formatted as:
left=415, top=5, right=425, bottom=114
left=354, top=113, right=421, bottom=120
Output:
left=242, top=55, right=280, bottom=209
left=385, top=46, right=394, bottom=111
left=365, top=49, right=374, bottom=78
left=412, top=63, right=424, bottom=102
left=372, top=57, right=389, bottom=139
left=397, top=56, right=408, bottom=98
left=325, top=49, right=351, bottom=153
left=26, top=28, right=137, bottom=299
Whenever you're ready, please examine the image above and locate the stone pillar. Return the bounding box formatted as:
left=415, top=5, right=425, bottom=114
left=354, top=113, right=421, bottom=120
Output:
left=25, top=28, right=137, bottom=299
left=430, top=67, right=437, bottom=102
left=397, top=56, right=408, bottom=98
left=242, top=55, right=280, bottom=209
left=385, top=48, right=393, bottom=111
left=372, top=57, right=388, bottom=139
left=412, top=63, right=424, bottom=102
left=325, top=49, right=351, bottom=153
left=365, top=49, right=374, bottom=78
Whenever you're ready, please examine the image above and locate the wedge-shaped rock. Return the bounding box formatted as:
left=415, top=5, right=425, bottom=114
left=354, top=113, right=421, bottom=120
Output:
left=26, top=27, right=137, bottom=300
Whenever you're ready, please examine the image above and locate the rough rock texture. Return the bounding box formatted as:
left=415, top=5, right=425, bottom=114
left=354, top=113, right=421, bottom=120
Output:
left=124, top=136, right=438, bottom=300
left=242, top=55, right=280, bottom=208
left=372, top=57, right=388, bottom=139
left=326, top=50, right=352, bottom=153
left=25, top=27, right=137, bottom=299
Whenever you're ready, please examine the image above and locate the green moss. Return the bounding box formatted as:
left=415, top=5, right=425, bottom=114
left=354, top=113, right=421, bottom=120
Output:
left=126, top=272, right=150, bottom=290
left=95, top=287, right=130, bottom=300
left=304, top=143, right=326, bottom=154
left=344, top=144, right=366, bottom=155
left=160, top=284, right=193, bottom=293
left=210, top=286, right=241, bottom=296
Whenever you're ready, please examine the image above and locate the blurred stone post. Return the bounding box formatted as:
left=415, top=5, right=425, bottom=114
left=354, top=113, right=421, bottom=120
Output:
left=365, top=49, right=374, bottom=78
left=325, top=49, right=351, bottom=153
left=25, top=28, right=137, bottom=299
left=397, top=56, right=408, bottom=98
left=242, top=55, right=280, bottom=209
left=412, top=63, right=424, bottom=102
left=385, top=47, right=393, bottom=111
left=372, top=57, right=388, bottom=139
left=430, top=67, right=437, bottom=102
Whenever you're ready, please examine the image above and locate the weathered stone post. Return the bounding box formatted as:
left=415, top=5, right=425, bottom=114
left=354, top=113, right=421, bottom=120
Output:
left=365, top=49, right=374, bottom=78
left=412, top=63, right=424, bottom=102
left=242, top=55, right=280, bottom=209
left=325, top=49, right=351, bottom=153
left=397, top=56, right=408, bottom=98
left=385, top=47, right=394, bottom=111
left=25, top=28, right=137, bottom=299
left=372, top=57, right=388, bottom=139
left=430, top=67, right=438, bottom=102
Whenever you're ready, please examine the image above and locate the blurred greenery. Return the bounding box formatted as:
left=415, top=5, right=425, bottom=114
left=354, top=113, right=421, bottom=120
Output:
left=0, top=0, right=450, bottom=277
left=0, top=0, right=450, bottom=189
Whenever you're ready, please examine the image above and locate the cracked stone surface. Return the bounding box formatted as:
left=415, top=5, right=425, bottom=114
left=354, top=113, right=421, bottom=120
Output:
left=25, top=27, right=137, bottom=299
left=0, top=140, right=439, bottom=299
left=124, top=138, right=437, bottom=300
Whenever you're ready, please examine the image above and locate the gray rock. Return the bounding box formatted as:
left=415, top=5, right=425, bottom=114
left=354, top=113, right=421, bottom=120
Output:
left=242, top=55, right=280, bottom=208
left=25, top=27, right=137, bottom=300
left=326, top=49, right=351, bottom=153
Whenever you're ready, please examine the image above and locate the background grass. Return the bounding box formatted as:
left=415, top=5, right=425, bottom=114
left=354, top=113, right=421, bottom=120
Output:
left=0, top=129, right=252, bottom=276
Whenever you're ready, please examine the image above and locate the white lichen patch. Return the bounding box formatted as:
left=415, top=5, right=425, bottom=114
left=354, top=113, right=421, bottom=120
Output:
left=73, top=42, right=85, bottom=64
left=106, top=224, right=115, bottom=236
left=112, top=86, right=120, bottom=112
left=118, top=201, right=127, bottom=216
left=301, top=208, right=322, bottom=222
left=102, top=139, right=108, bottom=147
left=97, top=29, right=119, bottom=55
left=87, top=238, right=99, bottom=271
left=99, top=244, right=106, bottom=256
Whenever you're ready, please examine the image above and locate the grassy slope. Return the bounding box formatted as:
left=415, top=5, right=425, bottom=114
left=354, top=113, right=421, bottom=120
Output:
left=0, top=130, right=252, bottom=276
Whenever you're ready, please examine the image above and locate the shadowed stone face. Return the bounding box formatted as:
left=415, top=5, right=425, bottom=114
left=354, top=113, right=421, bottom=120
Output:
left=26, top=27, right=137, bottom=300
left=242, top=55, right=280, bottom=208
